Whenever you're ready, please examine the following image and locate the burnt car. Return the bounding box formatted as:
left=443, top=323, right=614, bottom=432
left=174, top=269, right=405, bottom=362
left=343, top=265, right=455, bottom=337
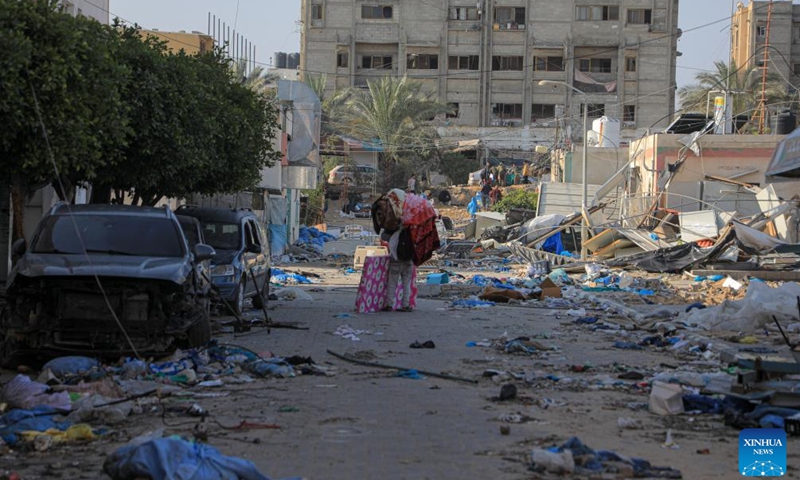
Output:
left=0, top=204, right=216, bottom=365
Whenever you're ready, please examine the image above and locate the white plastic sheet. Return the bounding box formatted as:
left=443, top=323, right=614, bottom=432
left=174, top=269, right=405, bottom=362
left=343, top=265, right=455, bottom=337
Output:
left=681, top=281, right=800, bottom=332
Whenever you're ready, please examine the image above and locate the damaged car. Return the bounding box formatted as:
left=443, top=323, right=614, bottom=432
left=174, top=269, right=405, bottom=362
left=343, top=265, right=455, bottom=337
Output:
left=0, top=204, right=216, bottom=365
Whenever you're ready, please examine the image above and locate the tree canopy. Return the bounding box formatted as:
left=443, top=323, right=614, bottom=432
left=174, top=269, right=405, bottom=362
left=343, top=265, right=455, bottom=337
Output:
left=0, top=0, right=280, bottom=207
left=678, top=60, right=794, bottom=120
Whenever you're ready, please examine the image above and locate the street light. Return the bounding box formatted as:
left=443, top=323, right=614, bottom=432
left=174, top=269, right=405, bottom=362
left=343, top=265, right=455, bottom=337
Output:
left=538, top=80, right=589, bottom=261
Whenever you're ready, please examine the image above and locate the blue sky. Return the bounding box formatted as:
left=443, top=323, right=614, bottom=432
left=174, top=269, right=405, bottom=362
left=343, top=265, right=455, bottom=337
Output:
left=111, top=0, right=785, bottom=89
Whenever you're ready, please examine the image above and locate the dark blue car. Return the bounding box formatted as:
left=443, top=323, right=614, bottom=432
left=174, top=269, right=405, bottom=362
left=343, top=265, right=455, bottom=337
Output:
left=175, top=206, right=270, bottom=316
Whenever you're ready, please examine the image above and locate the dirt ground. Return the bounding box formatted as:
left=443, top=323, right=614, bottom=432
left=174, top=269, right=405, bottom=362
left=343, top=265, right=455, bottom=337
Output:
left=2, top=257, right=789, bottom=479
left=1, top=205, right=793, bottom=479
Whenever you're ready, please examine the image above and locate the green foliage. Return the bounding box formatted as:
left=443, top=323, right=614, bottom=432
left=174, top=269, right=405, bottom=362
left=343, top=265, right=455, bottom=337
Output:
left=492, top=188, right=538, bottom=213
left=0, top=0, right=129, bottom=194
left=437, top=152, right=479, bottom=186
left=332, top=77, right=450, bottom=190
left=678, top=60, right=794, bottom=118
left=0, top=2, right=280, bottom=206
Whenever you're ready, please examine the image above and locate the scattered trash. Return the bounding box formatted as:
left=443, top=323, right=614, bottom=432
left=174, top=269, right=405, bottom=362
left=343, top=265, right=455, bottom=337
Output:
left=498, top=384, right=517, bottom=401
left=332, top=325, right=371, bottom=342
left=617, top=417, right=640, bottom=430
left=1, top=375, right=71, bottom=411
left=661, top=429, right=680, bottom=449
left=409, top=341, right=436, bottom=349
left=649, top=382, right=685, bottom=416
left=272, top=287, right=314, bottom=301
left=395, top=370, right=424, bottom=380
left=103, top=437, right=297, bottom=480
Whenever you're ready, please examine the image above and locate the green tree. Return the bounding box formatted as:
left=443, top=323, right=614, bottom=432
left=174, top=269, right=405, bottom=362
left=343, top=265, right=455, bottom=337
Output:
left=0, top=0, right=129, bottom=237
left=339, top=76, right=450, bottom=189
left=91, top=27, right=280, bottom=205
left=492, top=188, right=538, bottom=213
left=233, top=58, right=277, bottom=96
left=678, top=60, right=793, bottom=119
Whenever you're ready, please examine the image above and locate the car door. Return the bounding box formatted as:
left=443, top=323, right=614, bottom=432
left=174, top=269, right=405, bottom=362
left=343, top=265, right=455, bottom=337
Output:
left=241, top=219, right=260, bottom=295
left=249, top=219, right=269, bottom=285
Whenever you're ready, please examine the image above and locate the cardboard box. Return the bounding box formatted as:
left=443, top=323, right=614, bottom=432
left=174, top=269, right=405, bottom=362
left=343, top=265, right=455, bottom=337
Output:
left=539, top=278, right=562, bottom=298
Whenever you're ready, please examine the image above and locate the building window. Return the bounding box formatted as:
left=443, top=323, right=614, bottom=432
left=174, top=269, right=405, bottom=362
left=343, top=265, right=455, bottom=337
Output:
left=337, top=52, right=349, bottom=68
left=448, top=55, right=479, bottom=70
left=361, top=5, right=393, bottom=19
left=623, top=105, right=636, bottom=123
left=311, top=4, right=324, bottom=21
left=576, top=6, right=619, bottom=21
left=578, top=58, right=612, bottom=73
left=361, top=55, right=393, bottom=69
left=492, top=56, right=524, bottom=71
left=581, top=103, right=605, bottom=118
left=625, top=56, right=637, bottom=72
left=447, top=103, right=459, bottom=118
left=407, top=54, right=438, bottom=70
left=493, top=103, right=523, bottom=119
left=627, top=9, right=652, bottom=25
left=756, top=25, right=767, bottom=38
left=494, top=7, right=525, bottom=25
left=534, top=56, right=564, bottom=72
left=531, top=104, right=556, bottom=120
left=449, top=7, right=480, bottom=20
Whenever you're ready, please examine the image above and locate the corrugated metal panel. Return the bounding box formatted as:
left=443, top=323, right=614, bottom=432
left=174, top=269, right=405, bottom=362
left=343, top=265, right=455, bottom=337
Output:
left=537, top=182, right=603, bottom=217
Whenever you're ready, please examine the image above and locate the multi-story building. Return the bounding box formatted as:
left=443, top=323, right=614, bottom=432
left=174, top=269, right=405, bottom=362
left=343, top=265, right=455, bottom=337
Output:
left=300, top=0, right=680, bottom=148
left=140, top=30, right=215, bottom=56
left=732, top=0, right=800, bottom=90
left=59, top=0, right=109, bottom=24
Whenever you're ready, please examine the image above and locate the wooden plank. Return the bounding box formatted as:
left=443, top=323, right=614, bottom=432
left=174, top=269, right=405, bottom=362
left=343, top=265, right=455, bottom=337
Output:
left=584, top=228, right=619, bottom=253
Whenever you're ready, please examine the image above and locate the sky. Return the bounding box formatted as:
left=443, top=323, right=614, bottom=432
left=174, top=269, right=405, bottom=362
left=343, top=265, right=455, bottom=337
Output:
left=110, top=0, right=787, bottom=90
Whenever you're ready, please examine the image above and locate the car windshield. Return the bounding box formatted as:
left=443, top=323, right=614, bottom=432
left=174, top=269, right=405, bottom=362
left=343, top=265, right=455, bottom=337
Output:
left=200, top=221, right=241, bottom=250
left=32, top=215, right=184, bottom=257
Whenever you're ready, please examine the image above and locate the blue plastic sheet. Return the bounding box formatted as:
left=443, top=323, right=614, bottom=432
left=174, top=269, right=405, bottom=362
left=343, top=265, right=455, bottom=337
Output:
left=0, top=406, right=71, bottom=446
left=451, top=299, right=495, bottom=308
left=541, top=233, right=564, bottom=254
left=104, top=437, right=299, bottom=480
left=269, top=224, right=287, bottom=257
left=294, top=227, right=337, bottom=254
left=42, top=356, right=100, bottom=378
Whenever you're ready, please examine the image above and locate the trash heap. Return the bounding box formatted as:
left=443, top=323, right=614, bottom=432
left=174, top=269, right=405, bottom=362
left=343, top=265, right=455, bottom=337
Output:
left=294, top=226, right=337, bottom=254
left=0, top=343, right=326, bottom=454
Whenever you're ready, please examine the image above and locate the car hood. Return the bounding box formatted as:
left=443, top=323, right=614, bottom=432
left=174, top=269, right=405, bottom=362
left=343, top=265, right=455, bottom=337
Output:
left=10, top=253, right=192, bottom=285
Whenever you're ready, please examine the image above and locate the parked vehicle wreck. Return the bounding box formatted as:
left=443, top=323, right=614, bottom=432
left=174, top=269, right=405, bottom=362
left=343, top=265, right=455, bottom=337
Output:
left=0, top=204, right=216, bottom=365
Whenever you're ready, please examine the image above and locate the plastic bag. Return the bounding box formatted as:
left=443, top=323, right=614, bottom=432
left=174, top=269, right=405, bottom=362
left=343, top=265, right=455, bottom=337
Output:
left=1, top=375, right=71, bottom=411
left=41, top=356, right=100, bottom=379
left=649, top=381, right=685, bottom=416
left=530, top=449, right=575, bottom=474
left=103, top=437, right=299, bottom=480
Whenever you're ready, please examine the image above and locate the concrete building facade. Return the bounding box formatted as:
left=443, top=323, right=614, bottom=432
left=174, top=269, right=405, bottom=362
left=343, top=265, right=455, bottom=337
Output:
left=300, top=0, right=680, bottom=148
left=140, top=30, right=215, bottom=55
left=732, top=0, right=800, bottom=91
left=59, top=0, right=109, bottom=24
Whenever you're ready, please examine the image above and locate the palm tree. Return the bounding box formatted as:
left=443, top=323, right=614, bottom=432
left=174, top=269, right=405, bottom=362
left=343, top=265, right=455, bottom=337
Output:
left=678, top=60, right=793, bottom=119
left=342, top=77, right=449, bottom=163
left=232, top=59, right=277, bottom=95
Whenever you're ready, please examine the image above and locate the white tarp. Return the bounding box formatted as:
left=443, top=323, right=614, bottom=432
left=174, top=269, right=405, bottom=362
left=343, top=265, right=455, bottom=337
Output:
left=733, top=222, right=787, bottom=254
left=681, top=282, right=800, bottom=332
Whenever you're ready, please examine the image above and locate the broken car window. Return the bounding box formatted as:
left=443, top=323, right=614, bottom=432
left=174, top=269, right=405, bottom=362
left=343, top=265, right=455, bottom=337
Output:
left=201, top=222, right=241, bottom=251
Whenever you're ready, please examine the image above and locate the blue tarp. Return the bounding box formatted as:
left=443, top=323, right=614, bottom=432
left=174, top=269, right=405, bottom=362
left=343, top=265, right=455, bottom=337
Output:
left=104, top=437, right=300, bottom=480
left=0, top=406, right=71, bottom=446
left=269, top=224, right=287, bottom=257
left=541, top=232, right=564, bottom=254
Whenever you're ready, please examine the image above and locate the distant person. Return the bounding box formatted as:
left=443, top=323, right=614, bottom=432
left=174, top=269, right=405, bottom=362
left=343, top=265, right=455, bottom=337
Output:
left=407, top=174, right=417, bottom=194
left=522, top=162, right=530, bottom=184
left=480, top=180, right=492, bottom=210
left=381, top=227, right=414, bottom=312
left=437, top=189, right=452, bottom=205
left=497, top=163, right=506, bottom=187
left=490, top=185, right=503, bottom=205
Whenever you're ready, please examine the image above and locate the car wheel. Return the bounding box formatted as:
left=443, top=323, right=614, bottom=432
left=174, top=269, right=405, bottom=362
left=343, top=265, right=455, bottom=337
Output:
left=251, top=268, right=271, bottom=309
left=184, top=308, right=212, bottom=348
